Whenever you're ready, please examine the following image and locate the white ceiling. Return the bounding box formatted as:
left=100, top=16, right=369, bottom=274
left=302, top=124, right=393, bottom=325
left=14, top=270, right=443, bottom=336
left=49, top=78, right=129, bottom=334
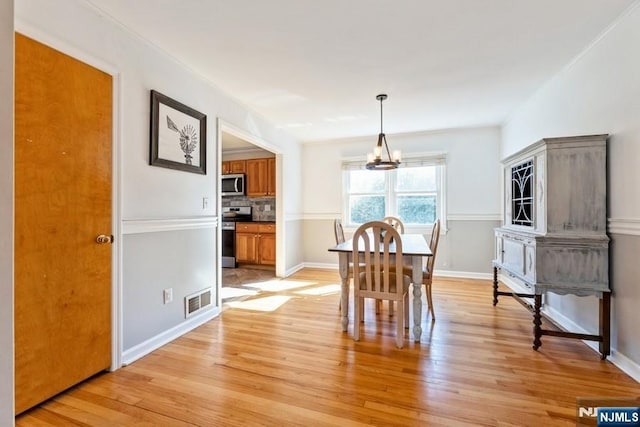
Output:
left=86, top=0, right=636, bottom=142
left=222, top=131, right=272, bottom=154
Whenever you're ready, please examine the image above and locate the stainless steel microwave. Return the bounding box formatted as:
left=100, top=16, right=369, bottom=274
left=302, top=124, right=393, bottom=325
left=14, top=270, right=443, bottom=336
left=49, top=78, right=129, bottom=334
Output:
left=221, top=174, right=245, bottom=196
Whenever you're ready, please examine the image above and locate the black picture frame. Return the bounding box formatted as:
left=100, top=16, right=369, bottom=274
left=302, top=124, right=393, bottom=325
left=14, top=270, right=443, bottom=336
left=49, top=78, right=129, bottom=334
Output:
left=150, top=90, right=207, bottom=174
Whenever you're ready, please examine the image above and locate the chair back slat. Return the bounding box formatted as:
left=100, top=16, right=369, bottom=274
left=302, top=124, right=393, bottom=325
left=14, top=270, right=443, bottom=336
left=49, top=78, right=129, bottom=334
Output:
left=352, top=221, right=410, bottom=348
left=381, top=216, right=405, bottom=234
left=425, top=219, right=441, bottom=278
left=352, top=221, right=404, bottom=297
left=334, top=218, right=345, bottom=244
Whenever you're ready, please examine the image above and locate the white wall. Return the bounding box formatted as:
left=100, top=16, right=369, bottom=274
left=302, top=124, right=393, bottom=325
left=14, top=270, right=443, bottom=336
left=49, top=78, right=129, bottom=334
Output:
left=503, top=4, right=640, bottom=371
left=15, top=0, right=302, bottom=357
left=0, top=0, right=13, bottom=423
left=122, top=229, right=215, bottom=349
left=304, top=127, right=501, bottom=218
left=302, top=126, right=502, bottom=276
left=503, top=5, right=640, bottom=221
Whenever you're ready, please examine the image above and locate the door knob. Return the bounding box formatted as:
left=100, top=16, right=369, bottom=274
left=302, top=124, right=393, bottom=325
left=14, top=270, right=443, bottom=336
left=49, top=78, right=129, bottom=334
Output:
left=96, top=234, right=113, bottom=244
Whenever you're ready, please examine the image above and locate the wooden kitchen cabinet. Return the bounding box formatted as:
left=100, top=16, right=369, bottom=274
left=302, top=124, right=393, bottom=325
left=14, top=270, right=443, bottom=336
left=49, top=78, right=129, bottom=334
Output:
left=229, top=160, right=246, bottom=173
left=221, top=160, right=246, bottom=175
left=246, top=157, right=276, bottom=197
left=246, top=158, right=268, bottom=197
left=235, top=223, right=259, bottom=263
left=267, top=157, right=276, bottom=196
left=257, top=223, right=276, bottom=265
left=235, top=222, right=276, bottom=265
left=259, top=232, right=276, bottom=265
left=235, top=231, right=258, bottom=264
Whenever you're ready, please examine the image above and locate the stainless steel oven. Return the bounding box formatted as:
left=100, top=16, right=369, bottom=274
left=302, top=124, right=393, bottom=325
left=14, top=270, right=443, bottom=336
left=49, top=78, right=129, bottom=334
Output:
left=221, top=206, right=252, bottom=268
left=221, top=221, right=237, bottom=268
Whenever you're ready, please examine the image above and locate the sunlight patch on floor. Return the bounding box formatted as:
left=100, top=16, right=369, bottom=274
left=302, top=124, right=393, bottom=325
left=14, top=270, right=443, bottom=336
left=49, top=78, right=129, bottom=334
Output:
left=225, top=295, right=293, bottom=312
left=220, top=287, right=259, bottom=299
left=295, top=284, right=341, bottom=296
left=243, top=279, right=317, bottom=292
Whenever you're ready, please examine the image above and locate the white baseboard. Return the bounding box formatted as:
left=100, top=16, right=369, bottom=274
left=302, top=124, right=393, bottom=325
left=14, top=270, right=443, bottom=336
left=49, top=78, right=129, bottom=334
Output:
left=495, top=274, right=640, bottom=383
left=301, top=263, right=493, bottom=281
left=609, top=350, right=640, bottom=383
left=434, top=270, right=492, bottom=280
left=121, top=307, right=220, bottom=366
left=542, top=304, right=595, bottom=344
left=541, top=300, right=640, bottom=383
left=284, top=263, right=305, bottom=277
left=302, top=262, right=338, bottom=270
left=498, top=273, right=533, bottom=295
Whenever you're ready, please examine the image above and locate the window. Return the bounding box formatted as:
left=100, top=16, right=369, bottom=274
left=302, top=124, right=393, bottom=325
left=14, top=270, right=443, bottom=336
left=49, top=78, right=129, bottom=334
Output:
left=342, top=155, right=445, bottom=229
left=510, top=159, right=533, bottom=227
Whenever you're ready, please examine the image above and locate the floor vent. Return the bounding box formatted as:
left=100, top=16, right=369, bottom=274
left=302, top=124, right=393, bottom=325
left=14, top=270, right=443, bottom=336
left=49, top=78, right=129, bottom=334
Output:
left=184, top=287, right=213, bottom=318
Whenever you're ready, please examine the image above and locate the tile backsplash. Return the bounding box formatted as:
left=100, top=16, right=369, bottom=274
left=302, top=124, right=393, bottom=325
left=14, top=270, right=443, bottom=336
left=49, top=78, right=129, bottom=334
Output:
left=222, top=196, right=276, bottom=222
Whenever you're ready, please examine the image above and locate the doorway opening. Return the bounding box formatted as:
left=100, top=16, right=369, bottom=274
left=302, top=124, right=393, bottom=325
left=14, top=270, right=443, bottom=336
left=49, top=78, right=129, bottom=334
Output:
left=219, top=125, right=280, bottom=304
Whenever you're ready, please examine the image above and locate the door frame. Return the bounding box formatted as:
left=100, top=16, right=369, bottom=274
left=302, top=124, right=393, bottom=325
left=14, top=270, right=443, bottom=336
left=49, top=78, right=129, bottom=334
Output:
left=217, top=119, right=284, bottom=302
left=15, top=24, right=123, bottom=371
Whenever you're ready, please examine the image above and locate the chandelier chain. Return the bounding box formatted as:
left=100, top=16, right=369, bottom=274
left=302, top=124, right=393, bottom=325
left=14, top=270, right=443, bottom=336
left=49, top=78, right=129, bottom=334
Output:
left=380, top=96, right=384, bottom=134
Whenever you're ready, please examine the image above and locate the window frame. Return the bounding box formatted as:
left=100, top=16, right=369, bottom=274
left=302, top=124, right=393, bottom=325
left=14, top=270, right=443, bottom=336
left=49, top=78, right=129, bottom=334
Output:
left=342, top=156, right=447, bottom=234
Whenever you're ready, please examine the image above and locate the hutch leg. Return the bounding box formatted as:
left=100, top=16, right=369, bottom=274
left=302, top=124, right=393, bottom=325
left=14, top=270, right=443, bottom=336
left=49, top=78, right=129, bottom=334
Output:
left=492, top=266, right=499, bottom=306
left=533, top=294, right=542, bottom=350
left=599, top=292, right=611, bottom=360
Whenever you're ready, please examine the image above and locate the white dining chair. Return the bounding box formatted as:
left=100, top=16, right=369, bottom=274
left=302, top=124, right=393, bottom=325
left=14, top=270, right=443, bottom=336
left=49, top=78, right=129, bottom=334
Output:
left=382, top=216, right=405, bottom=233
left=352, top=221, right=412, bottom=348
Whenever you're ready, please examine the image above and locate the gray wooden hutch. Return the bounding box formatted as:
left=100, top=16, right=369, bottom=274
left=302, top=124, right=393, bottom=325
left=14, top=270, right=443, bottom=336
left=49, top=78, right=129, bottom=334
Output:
left=492, top=134, right=610, bottom=359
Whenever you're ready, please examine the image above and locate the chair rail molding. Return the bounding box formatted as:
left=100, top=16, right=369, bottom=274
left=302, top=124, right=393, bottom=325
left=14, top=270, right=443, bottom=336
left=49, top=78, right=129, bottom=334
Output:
left=122, top=216, right=218, bottom=234
left=608, top=218, right=640, bottom=236
left=303, top=213, right=342, bottom=220
left=447, top=213, right=502, bottom=221
left=284, top=213, right=304, bottom=221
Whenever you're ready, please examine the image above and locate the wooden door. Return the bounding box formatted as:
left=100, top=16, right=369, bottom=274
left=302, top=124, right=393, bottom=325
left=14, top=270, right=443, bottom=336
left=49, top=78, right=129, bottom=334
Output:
left=14, top=34, right=112, bottom=414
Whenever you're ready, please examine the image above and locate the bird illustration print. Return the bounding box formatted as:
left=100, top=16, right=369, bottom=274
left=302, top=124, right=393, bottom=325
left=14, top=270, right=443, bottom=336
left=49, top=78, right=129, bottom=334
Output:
left=166, top=115, right=198, bottom=165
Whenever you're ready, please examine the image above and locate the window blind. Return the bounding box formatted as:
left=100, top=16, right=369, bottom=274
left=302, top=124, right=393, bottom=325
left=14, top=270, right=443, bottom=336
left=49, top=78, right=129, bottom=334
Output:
left=341, top=152, right=446, bottom=170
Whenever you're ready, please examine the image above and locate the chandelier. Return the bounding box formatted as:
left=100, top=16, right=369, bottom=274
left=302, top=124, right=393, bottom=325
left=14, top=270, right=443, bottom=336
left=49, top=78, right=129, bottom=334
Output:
left=366, top=94, right=401, bottom=170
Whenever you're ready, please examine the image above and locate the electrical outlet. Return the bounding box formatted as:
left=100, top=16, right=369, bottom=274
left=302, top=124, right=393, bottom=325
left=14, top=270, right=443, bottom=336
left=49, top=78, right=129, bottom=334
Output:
left=163, top=288, right=173, bottom=304
left=264, top=204, right=271, bottom=211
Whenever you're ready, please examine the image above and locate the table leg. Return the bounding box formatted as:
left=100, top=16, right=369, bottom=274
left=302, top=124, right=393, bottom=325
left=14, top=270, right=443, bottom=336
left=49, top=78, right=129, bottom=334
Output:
left=492, top=266, right=499, bottom=306
left=338, top=252, right=349, bottom=332
left=412, top=255, right=423, bottom=342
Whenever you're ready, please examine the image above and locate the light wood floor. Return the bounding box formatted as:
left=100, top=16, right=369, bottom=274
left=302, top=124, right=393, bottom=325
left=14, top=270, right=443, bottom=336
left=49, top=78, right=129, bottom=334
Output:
left=17, top=269, right=639, bottom=426
left=222, top=265, right=276, bottom=288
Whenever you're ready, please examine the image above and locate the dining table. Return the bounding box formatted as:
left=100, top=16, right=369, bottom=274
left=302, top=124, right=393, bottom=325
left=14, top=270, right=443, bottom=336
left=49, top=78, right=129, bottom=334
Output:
left=328, top=233, right=433, bottom=342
